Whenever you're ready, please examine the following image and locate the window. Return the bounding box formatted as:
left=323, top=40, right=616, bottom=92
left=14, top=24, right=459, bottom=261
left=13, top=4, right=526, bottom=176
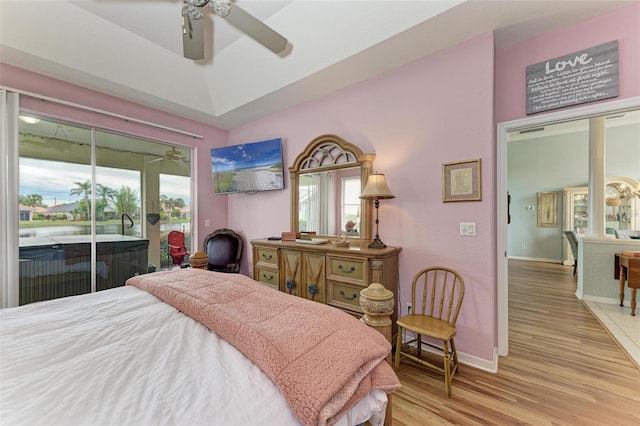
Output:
left=17, top=117, right=192, bottom=305
left=342, top=177, right=361, bottom=236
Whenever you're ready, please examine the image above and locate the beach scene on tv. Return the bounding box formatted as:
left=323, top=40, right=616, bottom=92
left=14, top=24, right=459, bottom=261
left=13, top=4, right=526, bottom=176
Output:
left=211, top=139, right=284, bottom=194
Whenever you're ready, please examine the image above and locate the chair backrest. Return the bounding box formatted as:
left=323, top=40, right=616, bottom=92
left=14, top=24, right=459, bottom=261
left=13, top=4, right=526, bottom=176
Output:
left=564, top=230, right=578, bottom=257
left=411, top=266, right=465, bottom=326
left=168, top=231, right=185, bottom=248
left=203, top=229, right=243, bottom=273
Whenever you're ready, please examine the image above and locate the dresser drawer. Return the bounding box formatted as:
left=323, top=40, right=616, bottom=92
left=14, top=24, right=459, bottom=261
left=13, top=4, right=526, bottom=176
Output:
left=256, top=247, right=278, bottom=267
left=327, top=256, right=367, bottom=285
left=256, top=267, right=279, bottom=290
left=327, top=281, right=364, bottom=313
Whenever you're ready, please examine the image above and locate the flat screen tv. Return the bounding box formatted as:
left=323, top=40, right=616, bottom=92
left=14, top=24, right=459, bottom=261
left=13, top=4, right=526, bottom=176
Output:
left=211, top=138, right=285, bottom=195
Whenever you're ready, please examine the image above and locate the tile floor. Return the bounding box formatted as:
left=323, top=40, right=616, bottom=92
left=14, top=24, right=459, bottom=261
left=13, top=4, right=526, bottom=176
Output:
left=584, top=300, right=639, bottom=367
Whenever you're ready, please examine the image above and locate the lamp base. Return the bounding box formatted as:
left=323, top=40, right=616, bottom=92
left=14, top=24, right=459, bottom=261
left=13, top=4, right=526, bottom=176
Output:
left=368, top=236, right=387, bottom=249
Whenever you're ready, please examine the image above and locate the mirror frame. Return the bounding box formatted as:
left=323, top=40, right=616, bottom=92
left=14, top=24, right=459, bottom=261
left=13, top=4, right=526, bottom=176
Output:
left=289, top=134, right=375, bottom=244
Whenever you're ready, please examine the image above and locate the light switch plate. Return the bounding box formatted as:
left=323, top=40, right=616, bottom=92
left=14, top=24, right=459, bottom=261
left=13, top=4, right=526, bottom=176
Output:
left=460, top=222, right=476, bottom=236
left=205, top=219, right=211, bottom=227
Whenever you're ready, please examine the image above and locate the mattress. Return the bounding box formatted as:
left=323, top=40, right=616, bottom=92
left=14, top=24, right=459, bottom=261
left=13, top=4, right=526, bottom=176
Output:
left=0, top=285, right=387, bottom=425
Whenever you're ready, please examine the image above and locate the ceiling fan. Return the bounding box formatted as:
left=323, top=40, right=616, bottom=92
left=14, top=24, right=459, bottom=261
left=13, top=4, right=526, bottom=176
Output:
left=182, top=0, right=288, bottom=60
left=148, top=147, right=189, bottom=168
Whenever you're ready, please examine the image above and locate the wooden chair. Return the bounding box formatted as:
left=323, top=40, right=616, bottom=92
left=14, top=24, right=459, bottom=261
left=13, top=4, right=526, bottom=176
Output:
left=394, top=266, right=465, bottom=397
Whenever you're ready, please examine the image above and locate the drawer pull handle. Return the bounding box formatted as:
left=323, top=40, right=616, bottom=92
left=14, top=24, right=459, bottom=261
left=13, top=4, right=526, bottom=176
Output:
left=308, top=284, right=318, bottom=296
left=262, top=274, right=274, bottom=281
left=262, top=253, right=273, bottom=260
left=285, top=279, right=295, bottom=292
left=340, top=290, right=357, bottom=301
left=338, top=264, right=356, bottom=273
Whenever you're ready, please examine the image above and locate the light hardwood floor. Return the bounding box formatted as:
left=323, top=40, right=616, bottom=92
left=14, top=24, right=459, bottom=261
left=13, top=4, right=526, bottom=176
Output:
left=391, top=259, right=640, bottom=425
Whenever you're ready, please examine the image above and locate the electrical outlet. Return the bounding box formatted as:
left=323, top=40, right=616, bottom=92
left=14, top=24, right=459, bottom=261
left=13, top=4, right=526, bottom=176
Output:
left=407, top=303, right=412, bottom=315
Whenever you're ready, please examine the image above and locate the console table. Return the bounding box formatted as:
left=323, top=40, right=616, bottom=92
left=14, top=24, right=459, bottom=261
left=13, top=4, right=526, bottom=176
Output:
left=614, top=253, right=640, bottom=316
left=251, top=239, right=401, bottom=336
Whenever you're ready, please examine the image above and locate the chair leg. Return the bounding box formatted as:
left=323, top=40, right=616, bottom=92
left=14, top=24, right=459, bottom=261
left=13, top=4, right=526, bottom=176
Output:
left=451, top=338, right=459, bottom=372
left=573, top=259, right=577, bottom=276
left=443, top=340, right=452, bottom=397
left=394, top=326, right=403, bottom=370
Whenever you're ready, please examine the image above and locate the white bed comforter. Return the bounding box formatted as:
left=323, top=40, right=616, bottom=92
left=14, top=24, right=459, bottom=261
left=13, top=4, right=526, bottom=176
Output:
left=0, top=286, right=386, bottom=426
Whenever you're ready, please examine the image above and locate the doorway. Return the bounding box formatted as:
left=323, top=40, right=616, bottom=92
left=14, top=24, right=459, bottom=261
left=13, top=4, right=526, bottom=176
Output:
left=496, top=96, right=640, bottom=356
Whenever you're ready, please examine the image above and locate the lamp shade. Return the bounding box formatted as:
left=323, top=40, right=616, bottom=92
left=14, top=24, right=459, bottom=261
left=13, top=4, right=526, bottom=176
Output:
left=360, top=173, right=395, bottom=200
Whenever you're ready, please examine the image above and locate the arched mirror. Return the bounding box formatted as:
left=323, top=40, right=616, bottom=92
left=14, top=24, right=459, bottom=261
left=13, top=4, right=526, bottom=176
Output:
left=290, top=134, right=374, bottom=243
left=605, top=176, right=640, bottom=234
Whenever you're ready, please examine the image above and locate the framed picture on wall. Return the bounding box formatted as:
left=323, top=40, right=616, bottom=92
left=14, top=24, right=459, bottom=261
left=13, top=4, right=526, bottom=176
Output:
left=442, top=158, right=482, bottom=202
left=537, top=191, right=557, bottom=227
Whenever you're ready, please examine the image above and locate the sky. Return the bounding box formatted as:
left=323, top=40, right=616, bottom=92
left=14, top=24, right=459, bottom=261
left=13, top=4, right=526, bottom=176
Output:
left=19, top=158, right=190, bottom=207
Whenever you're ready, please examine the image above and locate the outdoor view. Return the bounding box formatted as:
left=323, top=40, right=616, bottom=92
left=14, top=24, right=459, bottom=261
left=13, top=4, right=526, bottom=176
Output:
left=17, top=117, right=191, bottom=305
left=19, top=158, right=190, bottom=239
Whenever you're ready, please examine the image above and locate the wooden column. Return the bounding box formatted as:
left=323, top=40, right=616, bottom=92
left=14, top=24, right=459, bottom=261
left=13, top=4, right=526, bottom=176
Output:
left=360, top=283, right=395, bottom=426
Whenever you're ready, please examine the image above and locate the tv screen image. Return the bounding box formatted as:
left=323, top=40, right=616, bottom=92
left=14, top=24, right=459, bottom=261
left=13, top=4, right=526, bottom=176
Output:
left=211, top=138, right=285, bottom=195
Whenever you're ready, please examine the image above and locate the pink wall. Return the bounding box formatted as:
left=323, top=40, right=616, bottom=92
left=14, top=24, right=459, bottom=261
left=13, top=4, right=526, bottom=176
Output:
left=495, top=3, right=640, bottom=123
left=0, top=63, right=229, bottom=248
left=229, top=32, right=497, bottom=361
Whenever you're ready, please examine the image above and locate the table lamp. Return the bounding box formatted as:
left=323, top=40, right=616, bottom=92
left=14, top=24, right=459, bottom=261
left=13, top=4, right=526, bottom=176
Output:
left=360, top=173, right=395, bottom=249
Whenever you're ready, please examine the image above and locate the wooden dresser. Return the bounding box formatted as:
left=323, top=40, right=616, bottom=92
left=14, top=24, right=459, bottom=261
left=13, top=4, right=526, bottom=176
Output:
left=251, top=239, right=401, bottom=335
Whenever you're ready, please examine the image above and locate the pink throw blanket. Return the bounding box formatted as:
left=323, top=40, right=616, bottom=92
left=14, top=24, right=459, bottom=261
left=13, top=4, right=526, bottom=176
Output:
left=127, top=269, right=400, bottom=426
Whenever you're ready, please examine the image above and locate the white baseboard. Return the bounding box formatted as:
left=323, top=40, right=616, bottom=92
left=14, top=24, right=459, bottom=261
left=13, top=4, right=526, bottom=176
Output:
left=399, top=337, right=498, bottom=374
left=460, top=347, right=498, bottom=373
left=507, top=256, right=564, bottom=264
left=581, top=294, right=628, bottom=307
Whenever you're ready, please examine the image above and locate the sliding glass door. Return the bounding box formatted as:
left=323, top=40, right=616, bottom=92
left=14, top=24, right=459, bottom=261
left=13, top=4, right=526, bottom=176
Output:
left=19, top=120, right=93, bottom=304
left=17, top=116, right=192, bottom=305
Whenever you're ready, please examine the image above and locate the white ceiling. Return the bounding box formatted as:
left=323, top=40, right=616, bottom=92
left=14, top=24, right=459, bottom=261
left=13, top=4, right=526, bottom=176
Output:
left=0, top=0, right=635, bottom=130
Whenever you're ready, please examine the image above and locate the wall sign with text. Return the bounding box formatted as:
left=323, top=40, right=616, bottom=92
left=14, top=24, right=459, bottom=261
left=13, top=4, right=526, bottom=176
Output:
left=526, top=41, right=618, bottom=115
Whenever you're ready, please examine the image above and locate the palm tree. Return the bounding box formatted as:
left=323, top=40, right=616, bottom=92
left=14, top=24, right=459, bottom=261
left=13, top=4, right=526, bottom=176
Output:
left=160, top=194, right=174, bottom=220
left=96, top=184, right=117, bottom=220
left=70, top=180, right=91, bottom=219
left=115, top=186, right=139, bottom=218
left=19, top=194, right=44, bottom=208
left=173, top=197, right=186, bottom=219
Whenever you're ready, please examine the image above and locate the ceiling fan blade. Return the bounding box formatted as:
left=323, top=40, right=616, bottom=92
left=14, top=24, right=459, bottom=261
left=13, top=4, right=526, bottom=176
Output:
left=223, top=4, right=287, bottom=54
left=182, top=8, right=205, bottom=60
left=147, top=157, right=164, bottom=164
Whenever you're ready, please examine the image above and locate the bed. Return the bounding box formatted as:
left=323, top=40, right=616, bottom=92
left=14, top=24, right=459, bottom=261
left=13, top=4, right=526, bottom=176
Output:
left=0, top=268, right=400, bottom=425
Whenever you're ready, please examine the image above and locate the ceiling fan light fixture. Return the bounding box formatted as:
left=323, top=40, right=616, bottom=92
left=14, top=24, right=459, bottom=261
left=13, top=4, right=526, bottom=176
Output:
left=19, top=115, right=41, bottom=124
left=183, top=4, right=204, bottom=20
left=211, top=0, right=231, bottom=18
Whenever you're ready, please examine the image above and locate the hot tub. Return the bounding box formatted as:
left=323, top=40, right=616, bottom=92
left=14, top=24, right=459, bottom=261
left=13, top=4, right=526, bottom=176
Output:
left=19, top=235, right=149, bottom=305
